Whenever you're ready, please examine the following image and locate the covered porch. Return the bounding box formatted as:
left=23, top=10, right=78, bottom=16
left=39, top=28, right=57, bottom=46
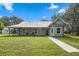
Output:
left=8, top=27, right=49, bottom=36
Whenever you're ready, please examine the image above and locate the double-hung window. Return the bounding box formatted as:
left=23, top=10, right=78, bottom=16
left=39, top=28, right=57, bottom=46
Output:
left=35, top=29, right=37, bottom=33
left=57, top=28, right=60, bottom=34
left=52, top=28, right=53, bottom=33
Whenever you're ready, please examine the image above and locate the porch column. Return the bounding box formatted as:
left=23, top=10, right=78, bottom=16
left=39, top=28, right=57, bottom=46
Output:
left=13, top=28, right=15, bottom=35
left=16, top=28, right=19, bottom=36
left=9, top=27, right=10, bottom=36
left=15, top=28, right=17, bottom=36
left=23, top=28, right=25, bottom=36
left=21, top=28, right=23, bottom=35
left=24, top=28, right=26, bottom=35
left=18, top=28, right=20, bottom=36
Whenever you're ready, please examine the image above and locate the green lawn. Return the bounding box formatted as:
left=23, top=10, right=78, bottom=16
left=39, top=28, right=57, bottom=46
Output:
left=58, top=34, right=79, bottom=49
left=0, top=35, right=79, bottom=56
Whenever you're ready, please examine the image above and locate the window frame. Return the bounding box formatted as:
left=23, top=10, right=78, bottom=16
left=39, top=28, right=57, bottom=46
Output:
left=35, top=28, right=37, bottom=33
left=51, top=28, right=53, bottom=33
left=57, top=28, right=60, bottom=34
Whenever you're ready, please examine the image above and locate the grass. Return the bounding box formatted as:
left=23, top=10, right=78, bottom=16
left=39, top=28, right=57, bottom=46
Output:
left=58, top=34, right=79, bottom=49
left=0, top=34, right=79, bottom=56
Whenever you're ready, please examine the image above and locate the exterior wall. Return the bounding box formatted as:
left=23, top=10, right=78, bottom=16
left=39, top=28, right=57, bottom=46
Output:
left=49, top=18, right=65, bottom=36
left=49, top=26, right=64, bottom=36
left=16, top=28, right=48, bottom=36
left=36, top=28, right=48, bottom=36
left=2, top=28, right=9, bottom=34
left=7, top=27, right=64, bottom=36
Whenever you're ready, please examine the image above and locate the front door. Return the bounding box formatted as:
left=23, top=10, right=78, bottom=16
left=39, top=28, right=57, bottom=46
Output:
left=50, top=27, right=54, bottom=36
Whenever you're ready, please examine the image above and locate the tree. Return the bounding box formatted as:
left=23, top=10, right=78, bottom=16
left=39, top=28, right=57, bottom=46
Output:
left=0, top=16, right=23, bottom=26
left=51, top=14, right=58, bottom=21
left=0, top=16, right=10, bottom=26
left=10, top=16, right=23, bottom=25
left=0, top=21, right=4, bottom=33
left=0, top=16, right=23, bottom=34
left=51, top=4, right=79, bottom=35
left=62, top=4, right=79, bottom=35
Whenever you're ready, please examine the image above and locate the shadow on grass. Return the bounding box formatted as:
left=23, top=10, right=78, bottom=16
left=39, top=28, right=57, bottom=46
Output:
left=58, top=34, right=79, bottom=43
left=65, top=34, right=79, bottom=40
left=0, top=34, right=47, bottom=37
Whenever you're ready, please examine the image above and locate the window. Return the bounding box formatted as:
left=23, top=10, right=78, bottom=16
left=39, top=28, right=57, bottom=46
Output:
left=26, top=32, right=28, bottom=35
left=35, top=29, right=37, bottom=33
left=57, top=28, right=60, bottom=34
left=52, top=28, right=53, bottom=33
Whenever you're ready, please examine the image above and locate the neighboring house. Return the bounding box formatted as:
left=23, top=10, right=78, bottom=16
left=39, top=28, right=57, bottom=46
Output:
left=2, top=28, right=9, bottom=34
left=2, top=28, right=13, bottom=34
left=3, top=17, right=70, bottom=36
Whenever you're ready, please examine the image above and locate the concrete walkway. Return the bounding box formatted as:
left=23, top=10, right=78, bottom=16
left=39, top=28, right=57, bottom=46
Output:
left=48, top=36, right=79, bottom=53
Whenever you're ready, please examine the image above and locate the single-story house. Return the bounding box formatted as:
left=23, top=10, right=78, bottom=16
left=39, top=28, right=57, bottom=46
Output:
left=2, top=28, right=9, bottom=34
left=2, top=17, right=70, bottom=36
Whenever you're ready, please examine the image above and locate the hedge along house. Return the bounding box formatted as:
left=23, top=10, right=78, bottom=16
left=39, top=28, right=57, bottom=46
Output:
left=7, top=17, right=70, bottom=36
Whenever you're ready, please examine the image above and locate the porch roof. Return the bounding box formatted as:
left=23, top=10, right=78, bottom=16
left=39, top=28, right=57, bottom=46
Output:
left=8, top=21, right=52, bottom=28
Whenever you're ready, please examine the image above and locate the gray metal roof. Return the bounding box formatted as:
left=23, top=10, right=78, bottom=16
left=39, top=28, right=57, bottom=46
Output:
left=9, top=21, right=52, bottom=28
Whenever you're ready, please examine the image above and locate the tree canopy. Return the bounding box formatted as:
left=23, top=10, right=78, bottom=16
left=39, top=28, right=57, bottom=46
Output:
left=51, top=4, right=79, bottom=35
left=0, top=16, right=23, bottom=32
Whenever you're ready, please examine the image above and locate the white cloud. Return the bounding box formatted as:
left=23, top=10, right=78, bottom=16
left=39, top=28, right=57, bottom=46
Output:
left=0, top=15, right=3, bottom=18
left=4, top=3, right=13, bottom=11
left=57, top=8, right=66, bottom=14
left=42, top=16, right=47, bottom=19
left=49, top=3, right=58, bottom=10
left=0, top=3, right=13, bottom=11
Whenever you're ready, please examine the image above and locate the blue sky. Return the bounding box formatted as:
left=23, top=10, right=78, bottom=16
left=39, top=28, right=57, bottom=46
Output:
left=0, top=3, right=70, bottom=21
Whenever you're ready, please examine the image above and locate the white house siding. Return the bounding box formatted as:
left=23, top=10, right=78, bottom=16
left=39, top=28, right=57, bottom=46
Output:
left=36, top=28, right=48, bottom=36
left=15, top=28, right=48, bottom=36
left=2, top=28, right=9, bottom=34
left=50, top=26, right=64, bottom=36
